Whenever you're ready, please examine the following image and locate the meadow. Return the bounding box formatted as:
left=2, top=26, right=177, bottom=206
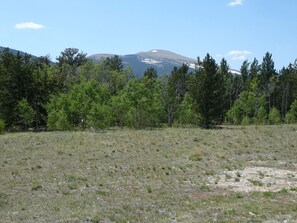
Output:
left=1, top=125, right=297, bottom=222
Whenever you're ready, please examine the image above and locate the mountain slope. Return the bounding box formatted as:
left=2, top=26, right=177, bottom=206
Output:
left=90, top=49, right=241, bottom=78
left=90, top=49, right=197, bottom=78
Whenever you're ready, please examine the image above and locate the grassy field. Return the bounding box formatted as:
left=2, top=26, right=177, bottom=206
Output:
left=1, top=125, right=297, bottom=222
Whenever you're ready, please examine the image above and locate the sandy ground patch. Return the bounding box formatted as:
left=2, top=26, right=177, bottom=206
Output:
left=209, top=166, right=297, bottom=192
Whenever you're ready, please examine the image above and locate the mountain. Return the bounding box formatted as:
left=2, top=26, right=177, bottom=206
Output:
left=90, top=49, right=240, bottom=78
left=90, top=49, right=197, bottom=78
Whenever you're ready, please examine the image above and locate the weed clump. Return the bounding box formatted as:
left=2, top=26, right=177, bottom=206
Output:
left=189, top=148, right=203, bottom=161
left=32, top=181, right=42, bottom=191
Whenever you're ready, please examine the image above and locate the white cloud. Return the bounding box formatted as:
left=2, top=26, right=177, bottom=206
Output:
left=227, top=50, right=252, bottom=60
left=228, top=0, right=244, bottom=7
left=15, top=22, right=45, bottom=30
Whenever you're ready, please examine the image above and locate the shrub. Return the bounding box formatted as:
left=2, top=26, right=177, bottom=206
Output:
left=268, top=107, right=281, bottom=124
left=255, top=106, right=267, bottom=124
left=285, top=100, right=297, bottom=124
left=0, top=119, right=5, bottom=134
left=241, top=116, right=250, bottom=125
left=47, top=109, right=71, bottom=130
left=86, top=103, right=112, bottom=129
left=285, top=112, right=296, bottom=124
left=17, top=99, right=36, bottom=130
left=175, top=93, right=199, bottom=125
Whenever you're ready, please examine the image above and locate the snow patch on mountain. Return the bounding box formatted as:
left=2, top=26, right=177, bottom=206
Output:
left=188, top=63, right=196, bottom=69
left=141, top=58, right=162, bottom=65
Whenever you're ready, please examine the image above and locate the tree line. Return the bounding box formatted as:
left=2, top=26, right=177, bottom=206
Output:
left=0, top=47, right=297, bottom=132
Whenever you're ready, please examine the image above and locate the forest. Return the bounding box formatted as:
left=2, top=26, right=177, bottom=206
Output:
left=0, top=47, right=297, bottom=132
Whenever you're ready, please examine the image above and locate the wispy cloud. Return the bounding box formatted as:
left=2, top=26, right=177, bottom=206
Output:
left=228, top=0, right=244, bottom=7
left=227, top=50, right=252, bottom=60
left=15, top=22, right=45, bottom=30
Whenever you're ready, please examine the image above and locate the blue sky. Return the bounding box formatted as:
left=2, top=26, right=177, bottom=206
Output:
left=0, top=0, right=296, bottom=70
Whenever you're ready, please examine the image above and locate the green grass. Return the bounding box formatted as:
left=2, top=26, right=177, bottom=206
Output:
left=0, top=125, right=297, bottom=222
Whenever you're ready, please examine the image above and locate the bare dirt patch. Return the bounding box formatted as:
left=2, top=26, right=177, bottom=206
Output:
left=209, top=166, right=297, bottom=192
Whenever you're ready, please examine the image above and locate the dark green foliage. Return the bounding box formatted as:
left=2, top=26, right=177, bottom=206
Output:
left=17, top=98, right=36, bottom=130
left=87, top=104, right=112, bottom=129
left=0, top=49, right=64, bottom=129
left=47, top=109, right=71, bottom=131
left=190, top=54, right=225, bottom=128
left=1, top=47, right=297, bottom=130
left=175, top=93, right=199, bottom=125
left=56, top=48, right=88, bottom=70
left=249, top=58, right=260, bottom=80
left=241, top=116, right=250, bottom=125
left=124, top=77, right=164, bottom=128
left=164, top=64, right=189, bottom=127
left=268, top=107, right=281, bottom=124
left=285, top=100, right=297, bottom=123
left=255, top=106, right=268, bottom=124
left=104, top=55, right=123, bottom=72
left=0, top=119, right=5, bottom=134
left=278, top=63, right=297, bottom=119
left=260, top=52, right=276, bottom=87
left=46, top=81, right=111, bottom=130
left=56, top=48, right=88, bottom=87
left=143, top=67, right=157, bottom=79
left=227, top=91, right=267, bottom=124
left=240, top=60, right=250, bottom=84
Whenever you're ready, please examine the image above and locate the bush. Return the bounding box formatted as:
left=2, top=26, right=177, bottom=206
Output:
left=175, top=93, right=199, bottom=125
left=47, top=109, right=71, bottom=130
left=86, top=103, right=112, bottom=129
left=241, top=116, right=250, bottom=125
left=17, top=99, right=36, bottom=130
left=285, top=112, right=296, bottom=124
left=0, top=119, right=5, bottom=134
left=268, top=107, right=281, bottom=124
left=255, top=106, right=267, bottom=124
left=285, top=100, right=297, bottom=124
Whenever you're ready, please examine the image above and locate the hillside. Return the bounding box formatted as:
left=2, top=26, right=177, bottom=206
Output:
left=90, top=49, right=241, bottom=78
left=90, top=49, right=196, bottom=78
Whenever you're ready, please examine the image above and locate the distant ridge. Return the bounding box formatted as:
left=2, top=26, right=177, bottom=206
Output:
left=90, top=49, right=197, bottom=78
left=90, top=49, right=240, bottom=78
left=0, top=46, right=38, bottom=60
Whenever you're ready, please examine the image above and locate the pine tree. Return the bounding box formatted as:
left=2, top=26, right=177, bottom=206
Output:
left=190, top=54, right=225, bottom=128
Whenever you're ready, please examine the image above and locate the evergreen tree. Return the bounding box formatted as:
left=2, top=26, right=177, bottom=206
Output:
left=260, top=52, right=276, bottom=86
left=164, top=64, right=189, bottom=127
left=104, top=55, right=123, bottom=72
left=260, top=52, right=277, bottom=110
left=56, top=48, right=88, bottom=85
left=249, top=58, right=260, bottom=80
left=240, top=60, right=250, bottom=85
left=219, top=58, right=232, bottom=118
left=190, top=54, right=225, bottom=128
left=143, top=67, right=158, bottom=79
left=278, top=63, right=297, bottom=119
